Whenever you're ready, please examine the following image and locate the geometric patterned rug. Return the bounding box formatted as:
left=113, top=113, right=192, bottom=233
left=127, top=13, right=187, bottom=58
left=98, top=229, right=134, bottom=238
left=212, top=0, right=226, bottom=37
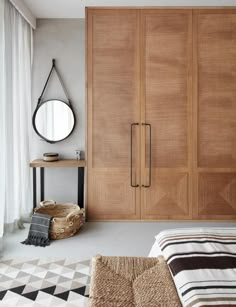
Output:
left=0, top=258, right=90, bottom=307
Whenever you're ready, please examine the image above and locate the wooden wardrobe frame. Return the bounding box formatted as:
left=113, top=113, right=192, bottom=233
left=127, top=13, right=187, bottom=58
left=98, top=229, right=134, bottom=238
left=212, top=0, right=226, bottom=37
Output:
left=86, top=7, right=236, bottom=221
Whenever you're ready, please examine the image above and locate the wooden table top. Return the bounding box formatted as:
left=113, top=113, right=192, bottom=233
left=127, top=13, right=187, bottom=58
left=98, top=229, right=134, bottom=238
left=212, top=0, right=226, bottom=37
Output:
left=30, top=159, right=86, bottom=168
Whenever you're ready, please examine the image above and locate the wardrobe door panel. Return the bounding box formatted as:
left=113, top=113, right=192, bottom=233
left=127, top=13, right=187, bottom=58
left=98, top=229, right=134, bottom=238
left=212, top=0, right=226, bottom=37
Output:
left=198, top=173, right=236, bottom=219
left=141, top=10, right=192, bottom=220
left=89, top=171, right=139, bottom=219
left=194, top=10, right=236, bottom=219
left=87, top=9, right=140, bottom=220
left=143, top=171, right=189, bottom=220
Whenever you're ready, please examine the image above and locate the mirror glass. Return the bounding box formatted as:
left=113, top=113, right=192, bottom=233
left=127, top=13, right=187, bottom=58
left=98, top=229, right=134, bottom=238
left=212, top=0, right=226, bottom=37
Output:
left=33, top=99, right=75, bottom=143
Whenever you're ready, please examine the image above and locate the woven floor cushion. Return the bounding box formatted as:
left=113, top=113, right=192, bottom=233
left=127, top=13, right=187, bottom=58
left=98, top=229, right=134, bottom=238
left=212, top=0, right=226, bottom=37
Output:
left=89, top=255, right=181, bottom=307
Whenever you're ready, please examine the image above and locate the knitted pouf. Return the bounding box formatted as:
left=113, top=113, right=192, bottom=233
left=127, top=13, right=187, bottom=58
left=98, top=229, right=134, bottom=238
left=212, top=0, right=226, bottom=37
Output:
left=89, top=255, right=181, bottom=307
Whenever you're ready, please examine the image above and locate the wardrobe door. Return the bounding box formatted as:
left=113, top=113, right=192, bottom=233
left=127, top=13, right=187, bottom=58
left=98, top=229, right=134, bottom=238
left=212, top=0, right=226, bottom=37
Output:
left=141, top=10, right=193, bottom=220
left=193, top=10, right=236, bottom=220
left=87, top=9, right=141, bottom=220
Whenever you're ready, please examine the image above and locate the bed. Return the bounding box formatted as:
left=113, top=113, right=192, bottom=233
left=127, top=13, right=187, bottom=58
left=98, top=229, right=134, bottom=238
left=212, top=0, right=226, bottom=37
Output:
left=149, top=227, right=236, bottom=307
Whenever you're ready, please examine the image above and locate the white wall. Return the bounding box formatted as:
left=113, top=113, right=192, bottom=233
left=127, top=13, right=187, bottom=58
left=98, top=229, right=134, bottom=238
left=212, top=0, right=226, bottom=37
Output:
left=32, top=19, right=85, bottom=204
left=23, top=0, right=236, bottom=19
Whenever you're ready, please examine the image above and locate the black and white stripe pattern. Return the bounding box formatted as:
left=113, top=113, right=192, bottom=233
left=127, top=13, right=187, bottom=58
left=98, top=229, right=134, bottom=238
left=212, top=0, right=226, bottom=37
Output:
left=151, top=228, right=236, bottom=307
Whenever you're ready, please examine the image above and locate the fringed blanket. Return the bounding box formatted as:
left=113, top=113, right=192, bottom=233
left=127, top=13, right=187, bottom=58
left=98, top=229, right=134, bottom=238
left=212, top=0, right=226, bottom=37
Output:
left=153, top=228, right=236, bottom=307
left=21, top=213, right=52, bottom=247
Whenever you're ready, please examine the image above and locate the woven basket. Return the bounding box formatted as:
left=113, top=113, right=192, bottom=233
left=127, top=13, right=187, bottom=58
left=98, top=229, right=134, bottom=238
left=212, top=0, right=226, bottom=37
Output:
left=34, top=200, right=84, bottom=240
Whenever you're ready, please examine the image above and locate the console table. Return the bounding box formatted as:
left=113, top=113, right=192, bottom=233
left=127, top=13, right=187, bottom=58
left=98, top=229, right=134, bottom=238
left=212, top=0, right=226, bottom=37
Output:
left=29, top=159, right=86, bottom=209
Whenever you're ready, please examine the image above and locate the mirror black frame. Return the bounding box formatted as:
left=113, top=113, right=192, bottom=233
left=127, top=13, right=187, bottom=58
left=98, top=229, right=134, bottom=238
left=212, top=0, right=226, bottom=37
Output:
left=32, top=99, right=76, bottom=144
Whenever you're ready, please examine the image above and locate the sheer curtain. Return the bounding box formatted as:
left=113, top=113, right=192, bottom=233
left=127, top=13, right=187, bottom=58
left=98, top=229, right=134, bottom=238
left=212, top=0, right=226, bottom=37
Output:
left=0, top=0, right=33, bottom=251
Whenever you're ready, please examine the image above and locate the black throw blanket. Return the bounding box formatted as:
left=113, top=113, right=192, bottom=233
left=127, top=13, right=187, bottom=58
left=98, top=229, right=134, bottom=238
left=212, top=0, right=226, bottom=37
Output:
left=21, top=213, right=52, bottom=247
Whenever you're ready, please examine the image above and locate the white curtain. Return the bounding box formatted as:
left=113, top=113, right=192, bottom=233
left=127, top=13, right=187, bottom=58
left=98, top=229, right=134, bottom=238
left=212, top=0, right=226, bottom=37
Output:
left=0, top=0, right=33, bottom=251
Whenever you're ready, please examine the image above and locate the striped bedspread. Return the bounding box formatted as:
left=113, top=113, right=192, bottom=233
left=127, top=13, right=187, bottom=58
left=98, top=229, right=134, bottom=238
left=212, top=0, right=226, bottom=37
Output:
left=155, top=228, right=236, bottom=307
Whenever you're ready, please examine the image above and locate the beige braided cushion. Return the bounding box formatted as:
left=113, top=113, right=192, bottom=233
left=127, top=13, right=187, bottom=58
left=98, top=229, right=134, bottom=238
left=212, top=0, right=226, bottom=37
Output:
left=89, top=255, right=181, bottom=307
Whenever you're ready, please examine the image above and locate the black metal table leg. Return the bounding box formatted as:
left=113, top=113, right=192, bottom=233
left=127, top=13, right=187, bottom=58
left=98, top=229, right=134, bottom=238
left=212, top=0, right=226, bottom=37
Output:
left=78, top=167, right=84, bottom=208
left=40, top=167, right=44, bottom=201
left=33, top=167, right=37, bottom=210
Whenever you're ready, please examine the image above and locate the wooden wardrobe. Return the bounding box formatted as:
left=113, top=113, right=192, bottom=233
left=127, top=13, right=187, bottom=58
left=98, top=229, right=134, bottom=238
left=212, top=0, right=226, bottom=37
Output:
left=86, top=7, right=236, bottom=221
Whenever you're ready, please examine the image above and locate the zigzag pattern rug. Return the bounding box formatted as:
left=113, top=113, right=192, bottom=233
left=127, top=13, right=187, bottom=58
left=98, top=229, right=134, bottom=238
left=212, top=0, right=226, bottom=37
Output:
left=0, top=258, right=90, bottom=307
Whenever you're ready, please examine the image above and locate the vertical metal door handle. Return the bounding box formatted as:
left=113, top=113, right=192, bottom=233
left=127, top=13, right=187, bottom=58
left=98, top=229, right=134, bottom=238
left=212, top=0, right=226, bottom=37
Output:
left=131, top=123, right=139, bottom=187
left=142, top=123, right=151, bottom=188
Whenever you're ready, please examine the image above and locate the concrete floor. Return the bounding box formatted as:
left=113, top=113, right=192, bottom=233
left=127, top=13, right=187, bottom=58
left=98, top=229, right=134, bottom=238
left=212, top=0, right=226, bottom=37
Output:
left=2, top=221, right=236, bottom=260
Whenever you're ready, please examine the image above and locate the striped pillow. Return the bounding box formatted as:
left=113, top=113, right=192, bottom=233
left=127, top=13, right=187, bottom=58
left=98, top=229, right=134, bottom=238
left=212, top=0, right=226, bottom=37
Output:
left=155, top=228, right=236, bottom=307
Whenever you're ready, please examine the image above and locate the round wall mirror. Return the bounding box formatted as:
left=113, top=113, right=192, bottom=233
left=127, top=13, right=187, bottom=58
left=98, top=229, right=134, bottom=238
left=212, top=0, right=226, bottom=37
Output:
left=32, top=99, right=75, bottom=143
